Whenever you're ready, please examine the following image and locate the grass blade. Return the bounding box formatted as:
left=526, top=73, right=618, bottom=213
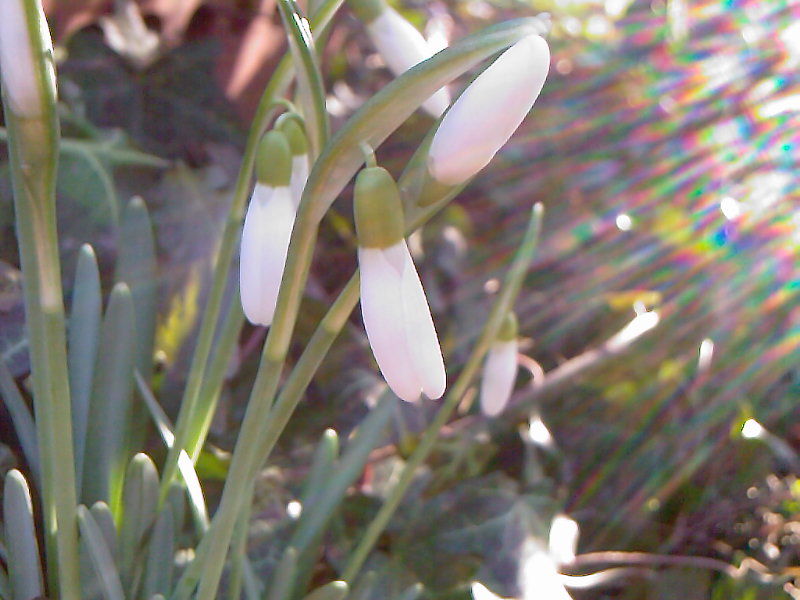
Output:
left=68, top=243, right=102, bottom=493
left=141, top=507, right=175, bottom=598
left=78, top=505, right=125, bottom=600
left=82, top=282, right=136, bottom=517
left=264, top=547, right=298, bottom=600
left=120, top=454, right=160, bottom=588
left=115, top=197, right=158, bottom=454
left=4, top=469, right=44, bottom=600
left=302, top=581, right=348, bottom=600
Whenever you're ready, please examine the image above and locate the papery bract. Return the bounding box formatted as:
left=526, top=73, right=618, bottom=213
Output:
left=428, top=34, right=550, bottom=185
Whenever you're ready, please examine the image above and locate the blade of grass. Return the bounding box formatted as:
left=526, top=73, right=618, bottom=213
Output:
left=119, top=453, right=160, bottom=590
left=82, top=282, right=136, bottom=518
left=135, top=371, right=210, bottom=533
left=4, top=469, right=44, bottom=600
left=141, top=507, right=175, bottom=598
left=264, top=547, right=298, bottom=600
left=77, top=505, right=126, bottom=600
left=68, top=244, right=102, bottom=494
left=115, top=197, right=158, bottom=458
left=289, top=397, right=396, bottom=595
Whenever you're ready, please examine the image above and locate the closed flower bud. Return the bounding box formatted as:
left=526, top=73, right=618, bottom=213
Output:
left=355, top=167, right=446, bottom=402
left=428, top=34, right=550, bottom=185
left=0, top=0, right=56, bottom=119
left=239, top=131, right=294, bottom=326
left=480, top=312, right=519, bottom=416
left=351, top=0, right=450, bottom=117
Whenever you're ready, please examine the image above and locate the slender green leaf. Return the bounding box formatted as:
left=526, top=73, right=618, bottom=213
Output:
left=141, top=508, right=175, bottom=598
left=120, top=453, right=160, bottom=587
left=302, top=581, right=348, bottom=600
left=90, top=502, right=120, bottom=565
left=135, top=372, right=210, bottom=533
left=69, top=244, right=102, bottom=493
left=82, top=282, right=136, bottom=516
left=277, top=0, right=330, bottom=158
left=289, top=397, right=395, bottom=595
left=78, top=505, right=126, bottom=600
left=299, top=428, right=339, bottom=509
left=115, top=197, right=158, bottom=455
left=0, top=360, right=40, bottom=486
left=265, top=547, right=298, bottom=600
left=4, top=470, right=44, bottom=600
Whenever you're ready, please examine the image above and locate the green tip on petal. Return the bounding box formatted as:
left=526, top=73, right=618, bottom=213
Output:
left=256, top=130, right=292, bottom=187
left=497, top=312, right=518, bottom=342
left=276, top=114, right=308, bottom=157
left=354, top=167, right=405, bottom=249
left=348, top=0, right=386, bottom=24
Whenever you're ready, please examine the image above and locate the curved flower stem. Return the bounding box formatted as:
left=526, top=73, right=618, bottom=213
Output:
left=341, top=204, right=544, bottom=583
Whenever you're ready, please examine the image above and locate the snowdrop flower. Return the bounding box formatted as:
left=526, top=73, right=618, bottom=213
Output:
left=276, top=115, right=310, bottom=205
left=355, top=166, right=446, bottom=402
left=350, top=0, right=450, bottom=117
left=239, top=130, right=295, bottom=326
left=480, top=312, right=519, bottom=416
left=0, top=0, right=56, bottom=119
left=428, top=34, right=550, bottom=185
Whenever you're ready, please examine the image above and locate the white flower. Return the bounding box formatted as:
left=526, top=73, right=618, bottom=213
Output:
left=0, top=0, right=56, bottom=119
left=239, top=183, right=295, bottom=326
left=428, top=34, right=550, bottom=185
left=480, top=338, right=518, bottom=416
left=359, top=241, right=446, bottom=402
left=365, top=7, right=451, bottom=117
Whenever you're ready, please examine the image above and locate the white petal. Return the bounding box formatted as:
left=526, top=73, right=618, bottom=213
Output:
left=239, top=184, right=296, bottom=326
left=387, top=242, right=446, bottom=399
left=520, top=545, right=573, bottom=600
left=479, top=339, right=518, bottom=416
left=290, top=155, right=310, bottom=208
left=367, top=8, right=451, bottom=117
left=548, top=515, right=579, bottom=567
left=0, top=0, right=52, bottom=118
left=428, top=34, right=550, bottom=185
left=359, top=246, right=423, bottom=402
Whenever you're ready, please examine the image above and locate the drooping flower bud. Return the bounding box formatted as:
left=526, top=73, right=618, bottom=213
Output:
left=480, top=312, right=519, bottom=416
left=0, top=0, right=56, bottom=119
left=239, top=131, right=294, bottom=326
left=355, top=166, right=446, bottom=402
left=428, top=34, right=550, bottom=185
left=276, top=115, right=310, bottom=206
left=350, top=0, right=450, bottom=117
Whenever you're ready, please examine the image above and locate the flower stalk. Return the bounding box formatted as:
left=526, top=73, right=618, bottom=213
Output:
left=1, top=1, right=81, bottom=597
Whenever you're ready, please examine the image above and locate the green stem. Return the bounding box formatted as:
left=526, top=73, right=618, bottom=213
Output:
left=341, top=204, right=544, bottom=583
left=6, top=86, right=81, bottom=600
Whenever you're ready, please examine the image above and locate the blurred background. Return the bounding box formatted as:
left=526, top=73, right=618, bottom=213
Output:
left=2, top=0, right=800, bottom=598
